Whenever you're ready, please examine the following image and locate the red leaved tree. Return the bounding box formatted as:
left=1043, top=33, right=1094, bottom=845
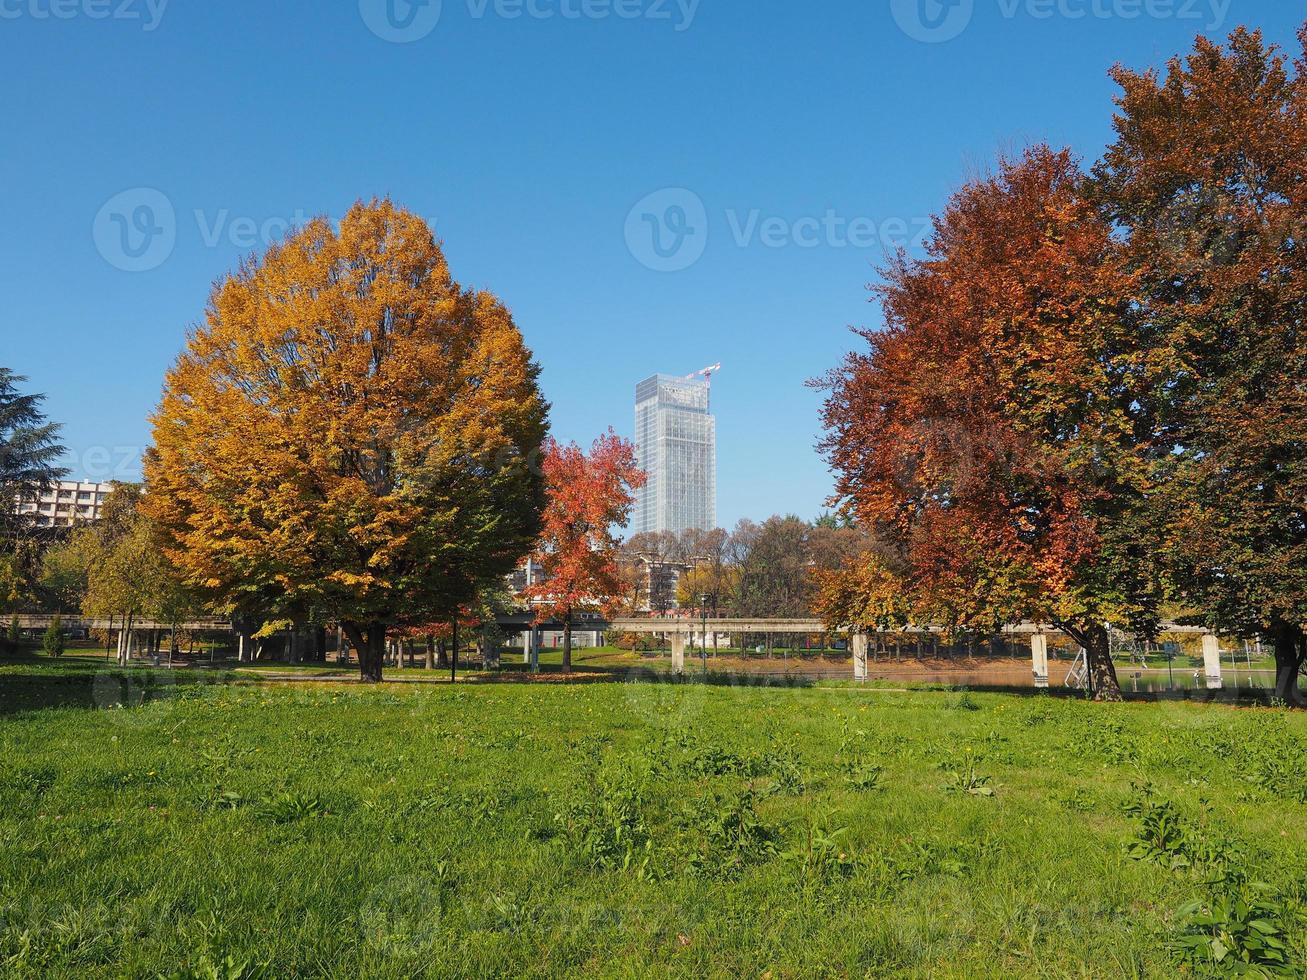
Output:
left=525, top=431, right=646, bottom=673
left=817, top=147, right=1160, bottom=700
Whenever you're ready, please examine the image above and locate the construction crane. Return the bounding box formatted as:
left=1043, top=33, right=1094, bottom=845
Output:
left=686, top=363, right=722, bottom=384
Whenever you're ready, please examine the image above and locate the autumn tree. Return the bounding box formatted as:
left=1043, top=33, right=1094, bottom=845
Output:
left=525, top=431, right=645, bottom=673
left=67, top=484, right=199, bottom=664
left=622, top=530, right=682, bottom=614
left=144, top=200, right=548, bottom=681
left=731, top=515, right=817, bottom=618
left=1091, top=26, right=1307, bottom=703
left=817, top=147, right=1160, bottom=700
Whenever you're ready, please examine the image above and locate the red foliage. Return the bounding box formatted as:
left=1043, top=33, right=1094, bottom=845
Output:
left=524, top=430, right=646, bottom=626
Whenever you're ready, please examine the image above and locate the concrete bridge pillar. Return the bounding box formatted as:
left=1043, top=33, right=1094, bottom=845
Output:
left=851, top=632, right=868, bottom=681
left=670, top=633, right=686, bottom=674
left=1201, top=634, right=1223, bottom=690
left=1031, top=634, right=1050, bottom=689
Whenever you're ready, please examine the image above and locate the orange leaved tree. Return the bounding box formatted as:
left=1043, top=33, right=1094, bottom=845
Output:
left=144, top=200, right=548, bottom=682
left=524, top=431, right=645, bottom=673
left=816, top=147, right=1161, bottom=700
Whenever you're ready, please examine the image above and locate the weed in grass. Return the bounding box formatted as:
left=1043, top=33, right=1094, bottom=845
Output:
left=1171, top=883, right=1301, bottom=978
left=682, top=790, right=777, bottom=879
left=359, top=870, right=451, bottom=957
left=751, top=745, right=808, bottom=795
left=1054, top=787, right=1096, bottom=812
left=1123, top=793, right=1194, bottom=872
left=0, top=765, right=57, bottom=804
left=554, top=758, right=650, bottom=874
left=843, top=761, right=884, bottom=792
left=940, top=749, right=996, bottom=797
left=1075, top=712, right=1137, bottom=765
left=161, top=953, right=270, bottom=979
left=783, top=813, right=856, bottom=885
left=1122, top=784, right=1251, bottom=888
left=948, top=691, right=981, bottom=712
left=1244, top=725, right=1307, bottom=805
left=256, top=791, right=330, bottom=824
left=478, top=892, right=538, bottom=935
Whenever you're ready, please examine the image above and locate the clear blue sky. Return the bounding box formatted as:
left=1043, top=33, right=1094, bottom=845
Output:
left=1, top=1, right=1298, bottom=528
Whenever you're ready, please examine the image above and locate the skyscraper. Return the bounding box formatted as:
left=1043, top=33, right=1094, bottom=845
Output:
left=632, top=373, right=717, bottom=535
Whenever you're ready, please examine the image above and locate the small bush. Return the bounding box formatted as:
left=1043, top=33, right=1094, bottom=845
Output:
left=42, top=616, right=65, bottom=658
left=1, top=615, right=20, bottom=655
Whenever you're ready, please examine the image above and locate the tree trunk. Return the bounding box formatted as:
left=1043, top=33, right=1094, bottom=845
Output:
left=562, top=612, right=573, bottom=674
left=425, top=634, right=436, bottom=670
left=450, top=620, right=459, bottom=684
left=1270, top=619, right=1305, bottom=706
left=1063, top=621, right=1122, bottom=701
left=343, top=621, right=385, bottom=682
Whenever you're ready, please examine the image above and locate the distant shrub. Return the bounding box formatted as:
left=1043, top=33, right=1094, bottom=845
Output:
left=1, top=615, right=20, bottom=655
left=42, top=616, right=65, bottom=657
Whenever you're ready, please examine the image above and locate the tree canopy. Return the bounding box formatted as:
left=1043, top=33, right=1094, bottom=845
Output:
left=816, top=25, right=1307, bottom=703
left=1092, top=26, right=1307, bottom=702
left=145, top=199, right=549, bottom=681
left=817, top=147, right=1155, bottom=698
left=0, top=367, right=67, bottom=541
left=526, top=430, right=644, bottom=672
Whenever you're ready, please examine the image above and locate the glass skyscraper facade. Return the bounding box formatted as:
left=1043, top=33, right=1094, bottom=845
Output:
left=633, top=374, right=717, bottom=535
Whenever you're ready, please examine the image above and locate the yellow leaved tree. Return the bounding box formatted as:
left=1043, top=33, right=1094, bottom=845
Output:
left=144, top=200, right=548, bottom=681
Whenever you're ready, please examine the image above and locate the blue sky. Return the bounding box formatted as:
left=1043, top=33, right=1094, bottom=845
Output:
left=1, top=0, right=1299, bottom=528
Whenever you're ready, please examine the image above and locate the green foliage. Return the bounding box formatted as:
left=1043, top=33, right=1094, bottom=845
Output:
left=782, top=812, right=855, bottom=884
left=941, top=749, right=995, bottom=797
left=41, top=616, right=64, bottom=658
left=1, top=615, right=20, bottom=655
left=0, top=367, right=68, bottom=539
left=163, top=955, right=270, bottom=980
left=256, top=791, right=330, bottom=824
left=1123, top=792, right=1195, bottom=872
left=554, top=758, right=650, bottom=875
left=683, top=790, right=776, bottom=879
left=1171, top=884, right=1300, bottom=978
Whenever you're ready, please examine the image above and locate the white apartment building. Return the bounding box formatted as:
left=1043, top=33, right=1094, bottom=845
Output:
left=16, top=481, right=113, bottom=528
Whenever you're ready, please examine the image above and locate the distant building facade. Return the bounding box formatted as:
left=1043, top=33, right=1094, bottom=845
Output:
left=632, top=374, right=717, bottom=536
left=16, top=481, right=112, bottom=528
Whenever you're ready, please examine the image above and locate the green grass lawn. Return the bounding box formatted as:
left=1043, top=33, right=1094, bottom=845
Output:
left=2, top=663, right=1305, bottom=978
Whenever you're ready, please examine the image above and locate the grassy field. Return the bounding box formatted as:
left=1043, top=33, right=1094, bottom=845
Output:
left=2, top=659, right=1306, bottom=977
